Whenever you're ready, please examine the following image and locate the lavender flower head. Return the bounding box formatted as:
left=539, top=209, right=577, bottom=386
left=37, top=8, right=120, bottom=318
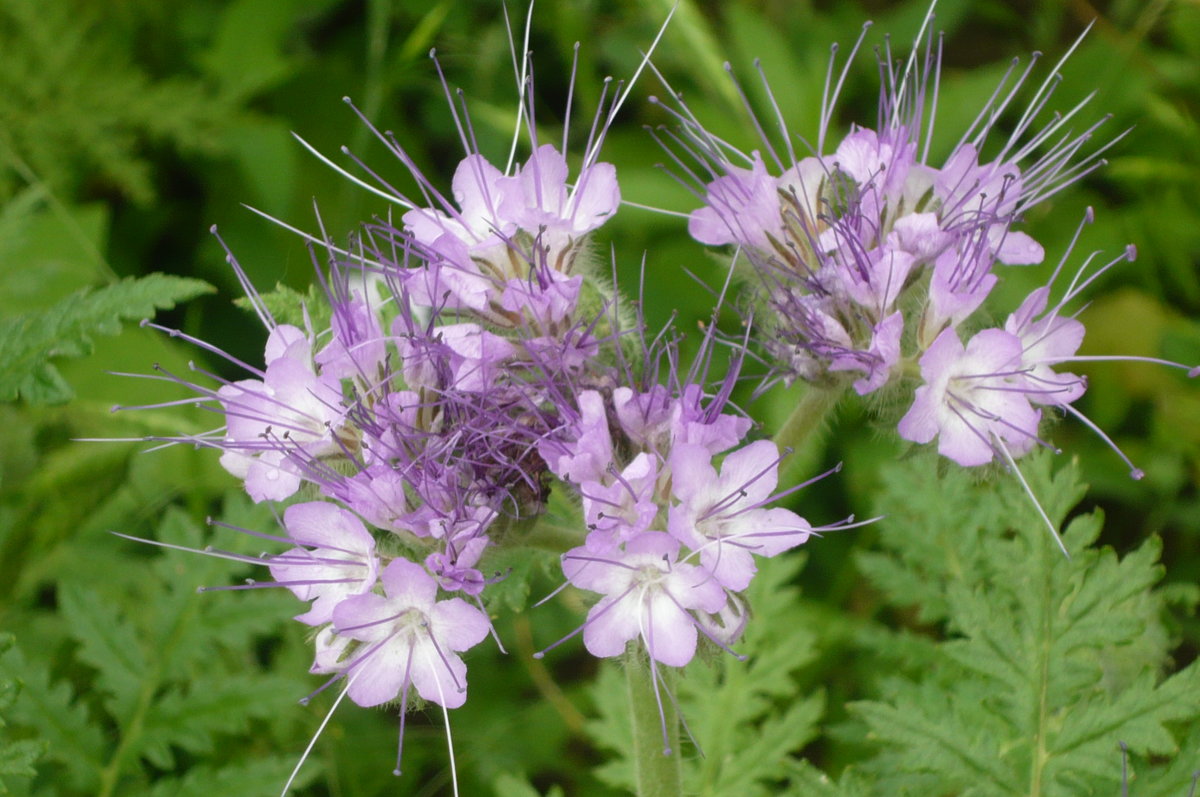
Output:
left=664, top=16, right=1094, bottom=394
left=661, top=10, right=1197, bottom=485
left=533, top=313, right=856, bottom=677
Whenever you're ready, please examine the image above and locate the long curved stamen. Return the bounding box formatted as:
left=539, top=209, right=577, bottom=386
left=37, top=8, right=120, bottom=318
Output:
left=281, top=675, right=358, bottom=797
left=996, top=437, right=1068, bottom=558
left=393, top=646, right=415, bottom=776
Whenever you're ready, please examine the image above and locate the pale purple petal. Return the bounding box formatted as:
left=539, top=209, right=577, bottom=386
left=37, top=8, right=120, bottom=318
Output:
left=567, top=162, right=620, bottom=233
left=582, top=595, right=641, bottom=659
left=698, top=543, right=757, bottom=592
left=244, top=454, right=302, bottom=503
left=852, top=311, right=904, bottom=395
left=283, top=502, right=373, bottom=551
left=888, top=212, right=951, bottom=262
left=713, top=439, right=779, bottom=507
left=345, top=636, right=411, bottom=708
left=265, top=324, right=309, bottom=363
left=562, top=544, right=631, bottom=595
left=410, top=644, right=468, bottom=709
left=430, top=598, right=490, bottom=652
left=642, top=592, right=698, bottom=667
left=452, top=154, right=510, bottom=227
left=379, top=558, right=438, bottom=610
left=688, top=154, right=781, bottom=250
left=992, top=227, right=1044, bottom=266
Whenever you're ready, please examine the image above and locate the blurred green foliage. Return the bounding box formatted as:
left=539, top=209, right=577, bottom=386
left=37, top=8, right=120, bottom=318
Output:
left=1, top=0, right=1197, bottom=794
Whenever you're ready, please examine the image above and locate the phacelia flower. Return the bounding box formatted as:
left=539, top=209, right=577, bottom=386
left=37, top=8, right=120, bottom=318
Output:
left=268, top=501, right=381, bottom=626
left=561, top=532, right=727, bottom=667
left=898, top=326, right=1042, bottom=467
left=660, top=13, right=1112, bottom=400
left=668, top=440, right=811, bottom=591
left=217, top=324, right=345, bottom=502
left=332, top=558, right=489, bottom=709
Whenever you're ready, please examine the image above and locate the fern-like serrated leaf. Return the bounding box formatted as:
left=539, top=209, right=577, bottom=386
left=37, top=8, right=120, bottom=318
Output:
left=0, top=739, right=43, bottom=791
left=1131, top=723, right=1200, bottom=796
left=852, top=683, right=1022, bottom=795
left=854, top=459, right=1001, bottom=626
left=584, top=553, right=827, bottom=796
left=0, top=0, right=228, bottom=203
left=57, top=583, right=148, bottom=723
left=481, top=545, right=560, bottom=614
left=0, top=641, right=104, bottom=792
left=851, top=452, right=1199, bottom=796
left=142, top=755, right=316, bottom=797
left=483, top=488, right=577, bottom=613
left=491, top=772, right=566, bottom=797
left=583, top=663, right=633, bottom=791
left=785, top=759, right=873, bottom=797
left=0, top=274, right=213, bottom=404
left=136, top=674, right=301, bottom=770
left=96, top=497, right=309, bottom=775
left=681, top=553, right=825, bottom=796
left=1, top=491, right=314, bottom=794
left=0, top=635, right=46, bottom=792
left=145, top=496, right=293, bottom=677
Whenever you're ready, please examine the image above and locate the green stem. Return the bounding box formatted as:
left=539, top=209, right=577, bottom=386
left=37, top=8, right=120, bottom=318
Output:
left=770, top=382, right=843, bottom=479
left=625, top=651, right=682, bottom=797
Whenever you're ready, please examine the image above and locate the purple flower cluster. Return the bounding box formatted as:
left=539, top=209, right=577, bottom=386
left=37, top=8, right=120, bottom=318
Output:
left=535, top=352, right=831, bottom=667
left=122, top=40, right=843, bottom=783
left=675, top=42, right=1065, bottom=400
left=667, top=21, right=1195, bottom=475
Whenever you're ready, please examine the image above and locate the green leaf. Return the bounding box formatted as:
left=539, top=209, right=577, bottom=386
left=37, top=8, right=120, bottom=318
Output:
left=784, top=759, right=873, bottom=797
left=136, top=675, right=301, bottom=770
left=142, top=755, right=316, bottom=797
left=0, top=640, right=105, bottom=793
left=491, top=772, right=565, bottom=797
left=681, top=553, right=825, bottom=797
left=0, top=199, right=109, bottom=317
left=0, top=635, right=46, bottom=792
left=2, top=491, right=314, bottom=795
left=196, top=0, right=309, bottom=102
left=0, top=1, right=229, bottom=204
left=480, top=545, right=559, bottom=614
left=850, top=452, right=1200, bottom=795
left=57, top=583, right=148, bottom=723
left=483, top=488, right=580, bottom=613
left=0, top=739, right=44, bottom=791
left=233, top=281, right=330, bottom=333
left=582, top=661, right=633, bottom=790
left=0, top=274, right=214, bottom=404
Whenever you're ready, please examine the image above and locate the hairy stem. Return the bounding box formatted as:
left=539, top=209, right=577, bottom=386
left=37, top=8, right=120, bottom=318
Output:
left=625, top=650, right=682, bottom=797
left=770, top=382, right=843, bottom=480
